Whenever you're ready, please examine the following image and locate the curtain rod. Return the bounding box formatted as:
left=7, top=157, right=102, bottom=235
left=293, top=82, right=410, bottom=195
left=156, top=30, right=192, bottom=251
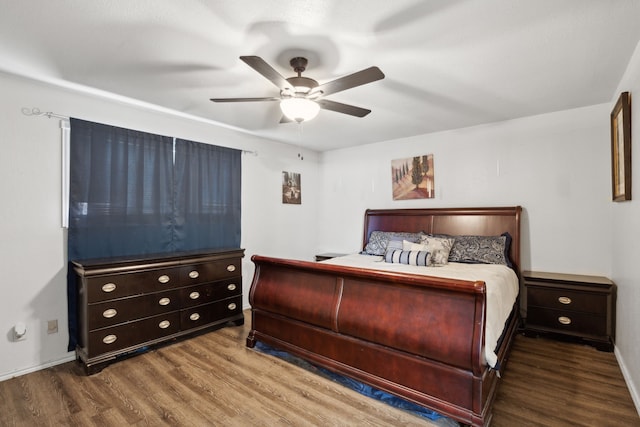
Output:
left=21, top=106, right=258, bottom=156
left=22, top=107, right=69, bottom=120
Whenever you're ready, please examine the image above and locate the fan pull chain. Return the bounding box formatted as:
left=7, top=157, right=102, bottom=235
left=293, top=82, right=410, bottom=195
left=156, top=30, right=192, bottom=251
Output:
left=297, top=121, right=304, bottom=160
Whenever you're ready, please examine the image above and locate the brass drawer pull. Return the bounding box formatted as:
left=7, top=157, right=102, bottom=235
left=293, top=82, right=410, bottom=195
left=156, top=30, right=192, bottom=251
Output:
left=158, top=275, right=170, bottom=284
left=102, top=334, right=117, bottom=344
left=188, top=270, right=199, bottom=279
left=558, top=316, right=572, bottom=325
left=102, top=283, right=116, bottom=293
left=102, top=308, right=117, bottom=319
left=227, top=283, right=237, bottom=291
left=558, top=296, right=572, bottom=305
left=189, top=291, right=200, bottom=300
left=158, top=320, right=171, bottom=329
left=226, top=264, right=236, bottom=272
left=190, top=313, right=200, bottom=321
left=158, top=297, right=171, bottom=306
left=227, top=303, right=237, bottom=311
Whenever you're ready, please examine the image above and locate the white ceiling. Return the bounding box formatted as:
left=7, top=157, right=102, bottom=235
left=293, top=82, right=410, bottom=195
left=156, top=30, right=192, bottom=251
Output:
left=2, top=0, right=639, bottom=151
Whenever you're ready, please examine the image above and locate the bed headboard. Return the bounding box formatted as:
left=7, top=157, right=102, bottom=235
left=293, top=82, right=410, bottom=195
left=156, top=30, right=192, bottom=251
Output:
left=362, top=206, right=522, bottom=272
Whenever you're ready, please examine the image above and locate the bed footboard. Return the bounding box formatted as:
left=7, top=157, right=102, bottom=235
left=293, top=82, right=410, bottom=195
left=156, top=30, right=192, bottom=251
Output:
left=247, top=255, right=506, bottom=426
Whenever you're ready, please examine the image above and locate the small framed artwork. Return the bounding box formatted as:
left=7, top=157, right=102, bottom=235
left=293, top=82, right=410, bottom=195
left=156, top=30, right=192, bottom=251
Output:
left=282, top=171, right=301, bottom=204
left=611, top=91, right=631, bottom=201
left=392, top=154, right=434, bottom=200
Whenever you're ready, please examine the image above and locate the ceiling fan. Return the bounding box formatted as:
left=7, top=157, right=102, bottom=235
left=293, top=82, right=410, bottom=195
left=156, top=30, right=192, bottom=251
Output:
left=210, top=56, right=385, bottom=123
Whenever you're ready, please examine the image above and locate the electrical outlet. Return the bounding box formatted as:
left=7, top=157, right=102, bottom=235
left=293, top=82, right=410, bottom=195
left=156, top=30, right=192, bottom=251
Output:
left=47, top=319, right=58, bottom=334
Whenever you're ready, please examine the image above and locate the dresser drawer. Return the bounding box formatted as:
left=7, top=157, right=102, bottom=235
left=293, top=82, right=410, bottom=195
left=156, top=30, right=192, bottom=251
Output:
left=527, top=306, right=607, bottom=336
left=85, top=267, right=182, bottom=303
left=87, top=289, right=182, bottom=330
left=181, top=295, right=243, bottom=330
left=527, top=286, right=607, bottom=315
left=180, top=278, right=241, bottom=308
left=180, top=257, right=243, bottom=285
left=87, top=311, right=181, bottom=357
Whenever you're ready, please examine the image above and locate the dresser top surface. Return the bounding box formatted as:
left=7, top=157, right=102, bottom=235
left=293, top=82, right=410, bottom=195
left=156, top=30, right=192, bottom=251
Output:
left=72, top=248, right=244, bottom=270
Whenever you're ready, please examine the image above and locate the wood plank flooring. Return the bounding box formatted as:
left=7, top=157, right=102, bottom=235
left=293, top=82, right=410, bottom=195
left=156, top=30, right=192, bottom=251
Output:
left=1, top=312, right=638, bottom=426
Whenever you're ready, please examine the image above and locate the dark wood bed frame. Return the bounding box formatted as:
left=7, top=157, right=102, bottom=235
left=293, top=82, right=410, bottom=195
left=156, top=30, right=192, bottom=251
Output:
left=246, top=206, right=522, bottom=426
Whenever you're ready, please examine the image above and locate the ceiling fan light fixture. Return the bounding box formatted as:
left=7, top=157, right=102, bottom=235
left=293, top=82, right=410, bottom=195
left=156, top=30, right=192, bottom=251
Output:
left=280, top=98, right=320, bottom=123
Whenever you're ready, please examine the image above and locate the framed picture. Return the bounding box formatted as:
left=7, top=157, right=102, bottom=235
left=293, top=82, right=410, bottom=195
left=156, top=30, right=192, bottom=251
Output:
left=611, top=91, right=631, bottom=201
left=282, top=171, right=301, bottom=204
left=392, top=154, right=434, bottom=200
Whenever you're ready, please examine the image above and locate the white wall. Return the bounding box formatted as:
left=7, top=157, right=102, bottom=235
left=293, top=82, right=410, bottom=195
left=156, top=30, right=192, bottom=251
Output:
left=318, top=104, right=613, bottom=277
left=611, top=40, right=640, bottom=412
left=0, top=71, right=320, bottom=380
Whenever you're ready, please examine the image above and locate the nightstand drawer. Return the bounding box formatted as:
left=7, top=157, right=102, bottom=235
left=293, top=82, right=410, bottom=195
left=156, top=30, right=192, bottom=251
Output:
left=527, top=287, right=607, bottom=315
left=527, top=307, right=607, bottom=336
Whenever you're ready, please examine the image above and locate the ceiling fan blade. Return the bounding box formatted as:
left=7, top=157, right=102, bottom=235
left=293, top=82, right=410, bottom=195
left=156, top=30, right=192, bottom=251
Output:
left=210, top=97, right=280, bottom=102
left=240, top=56, right=294, bottom=90
left=279, top=115, right=294, bottom=124
left=317, top=99, right=372, bottom=117
left=313, top=66, right=384, bottom=97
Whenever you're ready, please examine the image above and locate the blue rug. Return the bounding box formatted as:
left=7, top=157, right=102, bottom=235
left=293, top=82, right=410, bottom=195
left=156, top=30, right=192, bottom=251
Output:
left=254, top=341, right=457, bottom=425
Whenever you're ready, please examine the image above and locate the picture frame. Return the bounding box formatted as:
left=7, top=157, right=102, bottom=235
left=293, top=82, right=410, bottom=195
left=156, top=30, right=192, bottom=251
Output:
left=611, top=91, right=632, bottom=201
left=282, top=171, right=301, bottom=204
left=391, top=154, right=434, bottom=200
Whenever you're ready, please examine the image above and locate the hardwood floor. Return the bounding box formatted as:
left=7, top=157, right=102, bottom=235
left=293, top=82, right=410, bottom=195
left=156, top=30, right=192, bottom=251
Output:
left=493, top=334, right=639, bottom=426
left=1, top=312, right=638, bottom=426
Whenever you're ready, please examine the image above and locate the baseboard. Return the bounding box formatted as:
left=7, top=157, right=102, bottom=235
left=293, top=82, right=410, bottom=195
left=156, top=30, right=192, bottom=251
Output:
left=615, top=345, right=640, bottom=417
left=0, top=354, right=76, bottom=383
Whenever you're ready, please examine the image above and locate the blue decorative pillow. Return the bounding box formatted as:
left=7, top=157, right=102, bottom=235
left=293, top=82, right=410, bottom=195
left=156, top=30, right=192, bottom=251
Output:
left=363, top=231, right=422, bottom=255
left=385, top=249, right=431, bottom=266
left=448, top=233, right=511, bottom=266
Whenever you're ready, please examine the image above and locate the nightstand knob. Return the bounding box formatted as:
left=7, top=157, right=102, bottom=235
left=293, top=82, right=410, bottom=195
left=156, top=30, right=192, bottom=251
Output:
left=558, top=316, right=572, bottom=325
left=227, top=303, right=237, bottom=311
left=188, top=270, right=199, bottom=279
left=189, top=291, right=200, bottom=300
left=226, top=264, right=236, bottom=272
left=190, top=313, right=200, bottom=321
left=158, top=297, right=171, bottom=306
left=158, top=275, right=170, bottom=284
left=558, top=296, right=572, bottom=305
left=227, top=283, right=237, bottom=291
left=158, top=320, right=171, bottom=329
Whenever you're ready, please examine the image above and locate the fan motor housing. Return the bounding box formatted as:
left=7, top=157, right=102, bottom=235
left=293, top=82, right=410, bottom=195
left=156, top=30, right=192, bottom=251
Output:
left=286, top=76, right=318, bottom=92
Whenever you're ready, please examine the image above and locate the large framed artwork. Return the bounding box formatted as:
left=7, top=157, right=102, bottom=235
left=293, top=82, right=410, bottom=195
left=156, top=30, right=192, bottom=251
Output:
left=392, top=154, right=434, bottom=200
left=282, top=171, right=301, bottom=204
left=611, top=91, right=631, bottom=202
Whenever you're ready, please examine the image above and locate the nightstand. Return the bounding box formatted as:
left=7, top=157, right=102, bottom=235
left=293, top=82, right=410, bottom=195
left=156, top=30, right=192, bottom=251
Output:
left=315, top=253, right=347, bottom=262
left=523, top=271, right=616, bottom=351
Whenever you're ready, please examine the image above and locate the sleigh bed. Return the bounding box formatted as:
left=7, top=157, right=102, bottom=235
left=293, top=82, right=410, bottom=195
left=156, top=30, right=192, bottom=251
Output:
left=247, top=206, right=522, bottom=426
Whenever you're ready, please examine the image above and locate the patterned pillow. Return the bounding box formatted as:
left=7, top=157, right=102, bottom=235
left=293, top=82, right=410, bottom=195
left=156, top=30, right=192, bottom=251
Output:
left=448, top=233, right=510, bottom=265
left=386, top=239, right=404, bottom=251
left=363, top=231, right=423, bottom=255
left=418, top=235, right=455, bottom=266
left=385, top=249, right=431, bottom=266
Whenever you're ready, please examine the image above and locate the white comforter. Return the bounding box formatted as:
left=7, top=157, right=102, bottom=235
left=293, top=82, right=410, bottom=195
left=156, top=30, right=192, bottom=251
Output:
left=321, top=254, right=519, bottom=368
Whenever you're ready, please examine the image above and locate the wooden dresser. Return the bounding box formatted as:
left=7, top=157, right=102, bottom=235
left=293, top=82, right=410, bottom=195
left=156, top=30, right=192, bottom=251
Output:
left=73, top=249, right=244, bottom=374
left=523, top=270, right=616, bottom=351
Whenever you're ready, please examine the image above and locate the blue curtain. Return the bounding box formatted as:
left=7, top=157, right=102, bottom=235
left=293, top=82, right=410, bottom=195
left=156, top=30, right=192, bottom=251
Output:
left=67, top=119, right=241, bottom=350
left=174, top=138, right=241, bottom=251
